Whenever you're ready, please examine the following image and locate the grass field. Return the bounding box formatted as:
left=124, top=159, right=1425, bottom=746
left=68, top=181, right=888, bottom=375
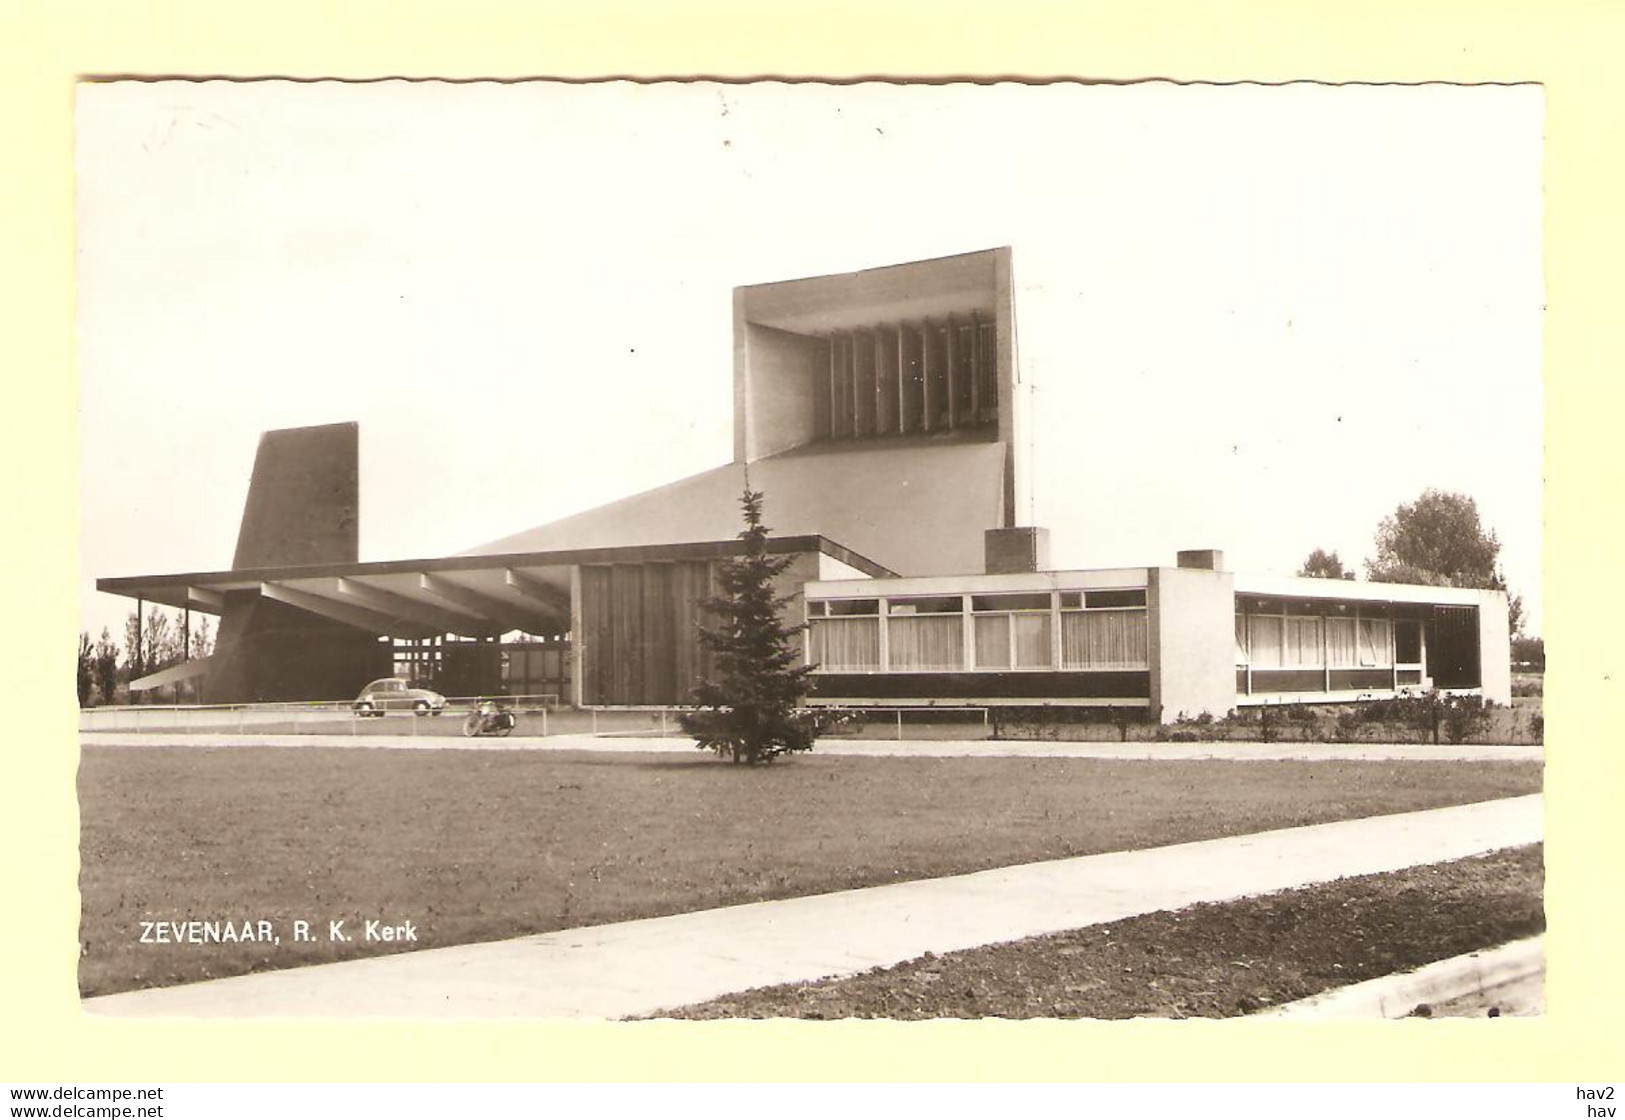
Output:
left=78, top=746, right=1542, bottom=996
left=662, top=845, right=1545, bottom=1020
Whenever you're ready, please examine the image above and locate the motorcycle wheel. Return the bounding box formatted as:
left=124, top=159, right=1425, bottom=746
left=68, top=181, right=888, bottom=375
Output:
left=461, top=714, right=482, bottom=738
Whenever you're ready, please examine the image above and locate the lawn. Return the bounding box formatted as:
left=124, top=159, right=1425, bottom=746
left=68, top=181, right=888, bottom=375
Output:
left=78, top=746, right=1542, bottom=996
left=660, top=845, right=1545, bottom=1020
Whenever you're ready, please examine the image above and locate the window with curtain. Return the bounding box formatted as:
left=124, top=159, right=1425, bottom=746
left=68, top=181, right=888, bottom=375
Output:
left=973, top=614, right=1011, bottom=669
left=1358, top=617, right=1393, bottom=667
left=888, top=615, right=963, bottom=671
left=1235, top=611, right=1249, bottom=664
left=971, top=593, right=1053, bottom=670
left=807, top=616, right=880, bottom=671
left=1284, top=615, right=1324, bottom=667
left=884, top=596, right=964, bottom=671
left=1061, top=610, right=1147, bottom=669
left=1326, top=616, right=1357, bottom=667
left=1248, top=614, right=1284, bottom=668
left=1012, top=613, right=1052, bottom=668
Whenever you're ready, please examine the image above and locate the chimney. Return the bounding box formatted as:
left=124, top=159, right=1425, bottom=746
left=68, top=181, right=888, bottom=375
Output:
left=985, top=527, right=1051, bottom=574
left=1176, top=549, right=1225, bottom=571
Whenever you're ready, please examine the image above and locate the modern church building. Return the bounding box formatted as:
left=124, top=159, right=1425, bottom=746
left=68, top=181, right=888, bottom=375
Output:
left=97, top=249, right=1512, bottom=719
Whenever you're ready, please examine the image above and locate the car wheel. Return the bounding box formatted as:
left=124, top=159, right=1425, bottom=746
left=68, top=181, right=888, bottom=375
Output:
left=414, top=700, right=430, bottom=715
left=355, top=701, right=376, bottom=718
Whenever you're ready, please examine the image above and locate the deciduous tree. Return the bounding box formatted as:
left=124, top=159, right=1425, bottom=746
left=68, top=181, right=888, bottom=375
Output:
left=94, top=627, right=120, bottom=706
left=1366, top=489, right=1525, bottom=634
left=194, top=615, right=215, bottom=659
left=122, top=605, right=184, bottom=701
left=1298, top=548, right=1353, bottom=580
left=77, top=632, right=94, bottom=707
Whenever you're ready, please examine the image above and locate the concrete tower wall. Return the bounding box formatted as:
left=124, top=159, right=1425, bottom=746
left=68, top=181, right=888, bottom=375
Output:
left=233, top=422, right=359, bottom=568
left=208, top=421, right=381, bottom=703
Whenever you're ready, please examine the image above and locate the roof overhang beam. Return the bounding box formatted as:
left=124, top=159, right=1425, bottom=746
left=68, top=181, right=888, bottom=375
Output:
left=504, top=569, right=572, bottom=618
left=259, top=581, right=433, bottom=638
left=418, top=573, right=562, bottom=636
left=185, top=586, right=226, bottom=612
left=334, top=577, right=494, bottom=638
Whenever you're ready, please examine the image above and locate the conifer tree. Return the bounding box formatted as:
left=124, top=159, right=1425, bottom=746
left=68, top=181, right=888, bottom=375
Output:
left=680, top=488, right=818, bottom=764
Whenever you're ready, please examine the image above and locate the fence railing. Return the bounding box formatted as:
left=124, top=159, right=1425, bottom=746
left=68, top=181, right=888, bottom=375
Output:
left=819, top=708, right=994, bottom=741
left=79, top=699, right=995, bottom=742
left=78, top=693, right=564, bottom=736
left=582, top=705, right=993, bottom=741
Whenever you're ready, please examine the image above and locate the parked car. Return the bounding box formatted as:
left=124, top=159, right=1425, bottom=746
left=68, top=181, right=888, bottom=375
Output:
left=352, top=678, right=447, bottom=717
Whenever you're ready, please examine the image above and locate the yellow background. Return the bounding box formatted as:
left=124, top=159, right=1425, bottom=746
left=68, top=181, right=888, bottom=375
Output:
left=3, top=0, right=1619, bottom=1081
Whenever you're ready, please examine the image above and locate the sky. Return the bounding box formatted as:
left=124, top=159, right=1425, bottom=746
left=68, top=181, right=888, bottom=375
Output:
left=76, top=80, right=1545, bottom=643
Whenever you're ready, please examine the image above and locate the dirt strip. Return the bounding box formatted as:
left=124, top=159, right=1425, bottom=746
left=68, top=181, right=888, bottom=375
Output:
left=656, top=845, right=1544, bottom=1020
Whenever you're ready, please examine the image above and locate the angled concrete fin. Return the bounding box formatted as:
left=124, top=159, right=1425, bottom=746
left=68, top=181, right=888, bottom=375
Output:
left=233, top=422, right=359, bottom=569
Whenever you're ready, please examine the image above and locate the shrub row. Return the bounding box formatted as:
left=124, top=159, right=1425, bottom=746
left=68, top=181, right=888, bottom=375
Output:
left=989, top=691, right=1541, bottom=746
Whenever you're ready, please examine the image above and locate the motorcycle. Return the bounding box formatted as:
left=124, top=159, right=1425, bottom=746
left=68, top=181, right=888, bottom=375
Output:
left=462, top=699, right=517, bottom=738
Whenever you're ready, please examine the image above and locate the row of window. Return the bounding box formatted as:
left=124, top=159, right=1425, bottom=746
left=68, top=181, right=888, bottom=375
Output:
left=807, top=589, right=1145, bottom=617
left=1235, top=606, right=1423, bottom=670
left=807, top=590, right=1149, bottom=673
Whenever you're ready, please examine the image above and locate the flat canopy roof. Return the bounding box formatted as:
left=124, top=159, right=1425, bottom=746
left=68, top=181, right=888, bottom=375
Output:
left=1233, top=572, right=1500, bottom=608
left=807, top=567, right=1504, bottom=609
left=98, top=536, right=893, bottom=640
left=736, top=248, right=1007, bottom=335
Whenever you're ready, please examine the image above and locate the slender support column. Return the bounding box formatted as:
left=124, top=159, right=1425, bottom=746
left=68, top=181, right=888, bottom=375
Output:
left=895, top=324, right=907, bottom=434
left=920, top=322, right=933, bottom=433
left=134, top=597, right=144, bottom=699
left=877, top=600, right=890, bottom=672
left=873, top=330, right=888, bottom=435
left=1322, top=609, right=1331, bottom=693
left=960, top=595, right=974, bottom=672
left=569, top=566, right=584, bottom=709
left=828, top=333, right=840, bottom=439
left=969, top=311, right=982, bottom=422
left=1050, top=591, right=1064, bottom=670
left=855, top=330, right=872, bottom=437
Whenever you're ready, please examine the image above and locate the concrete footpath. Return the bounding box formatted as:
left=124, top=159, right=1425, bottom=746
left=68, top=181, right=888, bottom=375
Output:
left=82, top=794, right=1543, bottom=1019
left=78, top=731, right=1543, bottom=762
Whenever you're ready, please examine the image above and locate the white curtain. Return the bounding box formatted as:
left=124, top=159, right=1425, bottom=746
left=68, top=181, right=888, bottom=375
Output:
left=1013, top=613, right=1053, bottom=668
left=1061, top=611, right=1147, bottom=668
left=1248, top=615, right=1283, bottom=668
left=1235, top=612, right=1249, bottom=664
left=809, top=617, right=880, bottom=671
left=974, top=615, right=1010, bottom=669
left=975, top=613, right=1053, bottom=670
left=888, top=615, right=963, bottom=671
left=1326, top=617, right=1357, bottom=668
left=1285, top=616, right=1324, bottom=667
